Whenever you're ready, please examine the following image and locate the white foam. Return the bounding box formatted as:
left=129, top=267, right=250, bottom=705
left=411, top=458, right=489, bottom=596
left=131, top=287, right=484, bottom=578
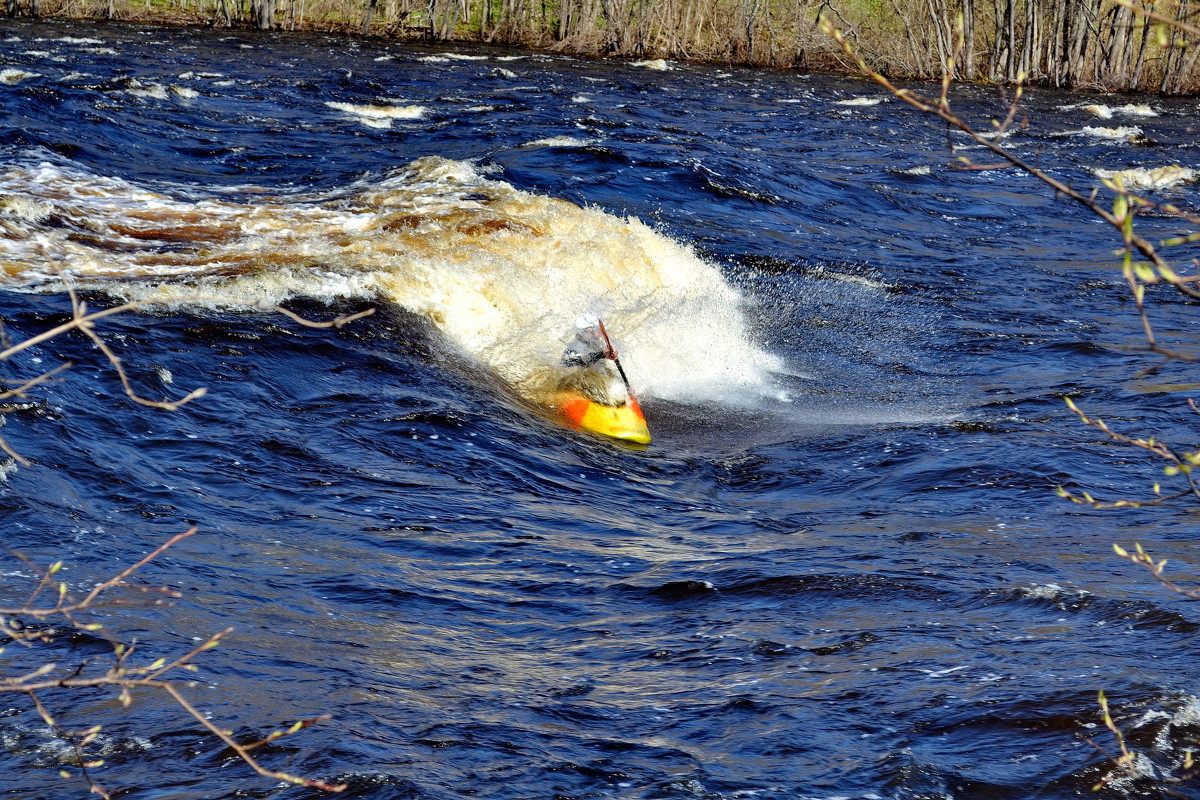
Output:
left=834, top=96, right=883, bottom=107
left=1064, top=103, right=1158, bottom=119
left=1094, top=165, right=1197, bottom=190
left=522, top=136, right=594, bottom=148
left=326, top=101, right=427, bottom=128
left=0, top=68, right=39, bottom=85
left=1081, top=125, right=1143, bottom=140
left=0, top=157, right=782, bottom=407
left=1016, top=583, right=1085, bottom=601
left=1169, top=696, right=1200, bottom=726
left=632, top=59, right=672, bottom=70
left=1115, top=103, right=1157, bottom=117
left=126, top=80, right=170, bottom=100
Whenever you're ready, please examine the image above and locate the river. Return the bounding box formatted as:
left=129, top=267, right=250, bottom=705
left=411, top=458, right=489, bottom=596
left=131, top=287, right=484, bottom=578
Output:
left=1, top=19, right=1199, bottom=800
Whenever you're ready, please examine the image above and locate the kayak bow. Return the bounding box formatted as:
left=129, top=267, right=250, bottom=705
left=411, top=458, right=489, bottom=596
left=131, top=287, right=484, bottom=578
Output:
left=552, top=390, right=651, bottom=445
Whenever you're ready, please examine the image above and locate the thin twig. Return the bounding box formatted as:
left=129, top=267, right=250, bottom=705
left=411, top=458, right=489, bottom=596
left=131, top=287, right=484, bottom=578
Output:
left=1, top=534, right=345, bottom=793
left=65, top=284, right=207, bottom=411
left=1113, top=542, right=1200, bottom=599
left=272, top=305, right=376, bottom=329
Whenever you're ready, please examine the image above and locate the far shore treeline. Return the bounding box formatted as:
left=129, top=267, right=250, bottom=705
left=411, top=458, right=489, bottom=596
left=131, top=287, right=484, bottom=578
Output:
left=5, top=0, right=1200, bottom=93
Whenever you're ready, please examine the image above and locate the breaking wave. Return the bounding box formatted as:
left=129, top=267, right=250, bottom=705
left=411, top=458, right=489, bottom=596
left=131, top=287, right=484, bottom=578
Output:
left=0, top=155, right=782, bottom=406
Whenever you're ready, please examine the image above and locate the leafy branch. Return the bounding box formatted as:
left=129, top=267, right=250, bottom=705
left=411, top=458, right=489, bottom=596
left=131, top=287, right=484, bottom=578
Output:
left=1111, top=542, right=1200, bottom=600
left=1085, top=690, right=1139, bottom=792
left=822, top=12, right=1200, bottom=509
left=821, top=14, right=1199, bottom=354
left=1054, top=398, right=1200, bottom=508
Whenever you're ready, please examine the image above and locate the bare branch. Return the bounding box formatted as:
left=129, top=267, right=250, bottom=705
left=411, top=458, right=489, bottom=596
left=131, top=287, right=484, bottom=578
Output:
left=64, top=283, right=207, bottom=412
left=0, top=535, right=345, bottom=794
left=272, top=305, right=376, bottom=329
left=0, top=360, right=73, bottom=402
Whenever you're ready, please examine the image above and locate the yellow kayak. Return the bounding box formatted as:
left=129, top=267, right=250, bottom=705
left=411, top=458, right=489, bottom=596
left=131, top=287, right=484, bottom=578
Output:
left=542, top=317, right=650, bottom=444
left=551, top=390, right=651, bottom=445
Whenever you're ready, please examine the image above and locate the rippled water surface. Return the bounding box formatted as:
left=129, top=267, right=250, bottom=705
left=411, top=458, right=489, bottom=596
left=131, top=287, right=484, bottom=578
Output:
left=2, top=20, right=1200, bottom=800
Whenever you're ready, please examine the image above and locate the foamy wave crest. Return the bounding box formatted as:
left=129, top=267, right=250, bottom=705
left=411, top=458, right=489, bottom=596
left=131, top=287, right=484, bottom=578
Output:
left=1061, top=102, right=1158, bottom=119
left=0, top=68, right=39, bottom=85
left=125, top=80, right=198, bottom=101
left=1081, top=125, right=1143, bottom=140
left=325, top=101, right=428, bottom=128
left=834, top=96, right=884, bottom=107
left=631, top=59, right=672, bottom=70
left=126, top=80, right=171, bottom=100
left=1115, top=103, right=1157, bottom=117
left=0, top=157, right=781, bottom=406
left=1095, top=165, right=1197, bottom=190
left=522, top=136, right=595, bottom=148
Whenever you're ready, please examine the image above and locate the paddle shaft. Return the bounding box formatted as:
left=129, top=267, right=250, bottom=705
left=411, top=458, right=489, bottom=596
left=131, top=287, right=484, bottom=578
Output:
left=596, top=319, right=631, bottom=390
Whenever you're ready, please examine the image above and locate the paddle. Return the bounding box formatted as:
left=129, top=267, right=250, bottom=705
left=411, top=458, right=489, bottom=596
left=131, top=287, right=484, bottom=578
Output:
left=596, top=319, right=631, bottom=392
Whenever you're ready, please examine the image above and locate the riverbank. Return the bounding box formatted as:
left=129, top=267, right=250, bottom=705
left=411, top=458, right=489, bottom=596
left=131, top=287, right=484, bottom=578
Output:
left=5, top=0, right=1200, bottom=94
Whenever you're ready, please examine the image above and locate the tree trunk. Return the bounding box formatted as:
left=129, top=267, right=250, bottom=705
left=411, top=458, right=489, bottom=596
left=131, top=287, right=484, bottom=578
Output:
left=886, top=0, right=926, bottom=76
left=1018, top=0, right=1036, bottom=80
left=925, top=0, right=951, bottom=76
left=1005, top=0, right=1016, bottom=80
left=1103, top=3, right=1130, bottom=88
left=988, top=0, right=1004, bottom=80
left=961, top=0, right=975, bottom=79
left=557, top=0, right=570, bottom=39
left=1064, top=0, right=1099, bottom=86
left=252, top=0, right=275, bottom=28
left=1129, top=12, right=1150, bottom=89
left=1171, top=35, right=1200, bottom=92
left=599, top=0, right=622, bottom=53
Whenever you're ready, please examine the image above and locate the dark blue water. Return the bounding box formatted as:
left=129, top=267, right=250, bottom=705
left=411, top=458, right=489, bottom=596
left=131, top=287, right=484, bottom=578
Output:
left=2, top=20, right=1200, bottom=800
